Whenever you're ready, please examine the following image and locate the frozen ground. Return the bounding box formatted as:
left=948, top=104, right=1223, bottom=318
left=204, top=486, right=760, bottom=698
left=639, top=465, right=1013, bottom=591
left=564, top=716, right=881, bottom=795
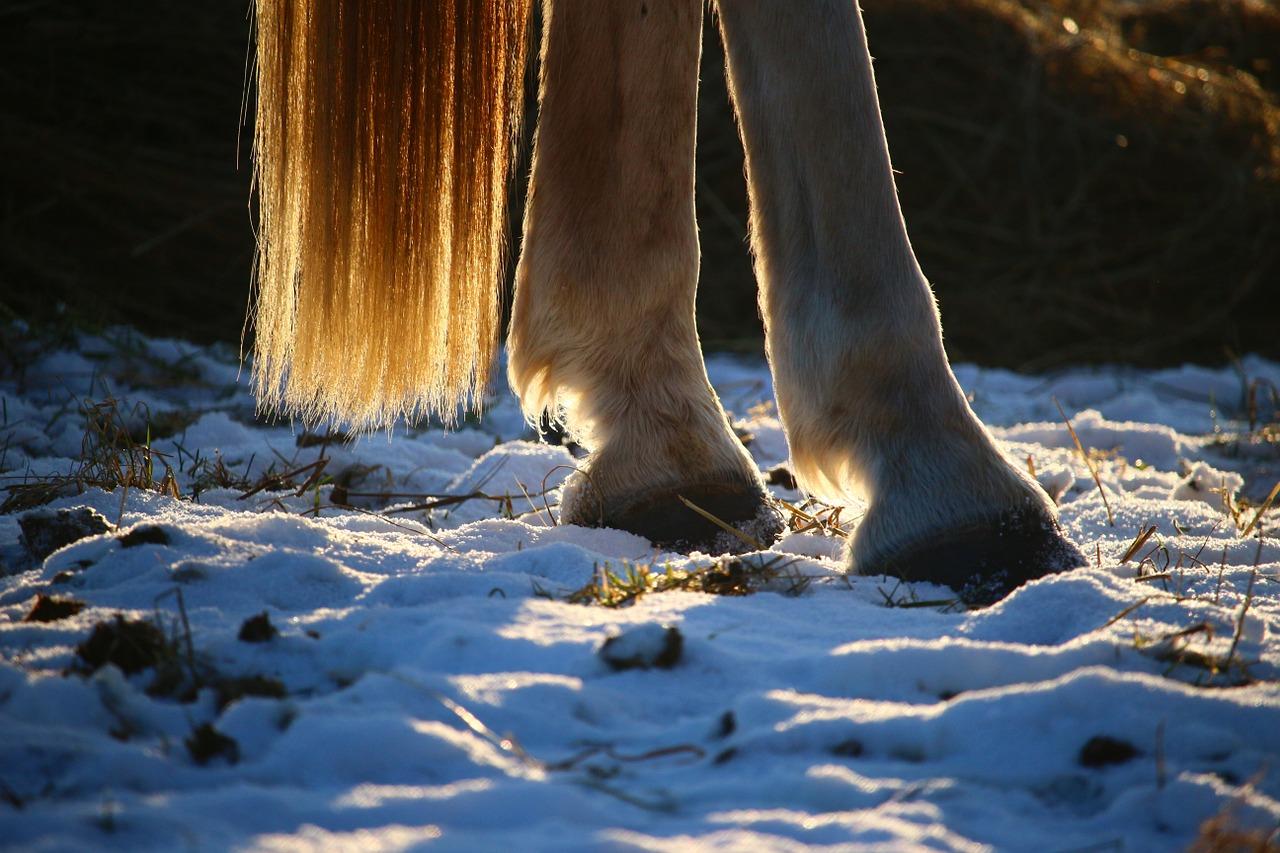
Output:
left=1, top=326, right=1278, bottom=851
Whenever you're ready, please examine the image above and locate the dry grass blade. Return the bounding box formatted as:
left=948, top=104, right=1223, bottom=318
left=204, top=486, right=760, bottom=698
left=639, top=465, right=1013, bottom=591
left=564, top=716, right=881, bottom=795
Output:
left=1102, top=597, right=1150, bottom=629
left=1223, top=570, right=1258, bottom=675
left=387, top=672, right=532, bottom=763
left=1055, top=397, right=1114, bottom=526
left=514, top=479, right=550, bottom=527
left=1119, top=524, right=1158, bottom=563
left=1240, top=479, right=1280, bottom=538
left=1121, top=522, right=1162, bottom=560
left=677, top=496, right=764, bottom=551
left=0, top=396, right=189, bottom=513
left=777, top=498, right=849, bottom=538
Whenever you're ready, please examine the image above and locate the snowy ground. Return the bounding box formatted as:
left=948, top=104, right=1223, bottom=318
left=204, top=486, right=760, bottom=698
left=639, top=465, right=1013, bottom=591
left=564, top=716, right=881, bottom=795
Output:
left=1, top=326, right=1278, bottom=851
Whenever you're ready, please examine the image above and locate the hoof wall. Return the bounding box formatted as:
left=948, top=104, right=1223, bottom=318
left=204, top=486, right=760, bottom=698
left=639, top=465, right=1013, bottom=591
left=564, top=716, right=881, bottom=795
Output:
left=869, top=511, right=1086, bottom=606
left=603, top=483, right=784, bottom=555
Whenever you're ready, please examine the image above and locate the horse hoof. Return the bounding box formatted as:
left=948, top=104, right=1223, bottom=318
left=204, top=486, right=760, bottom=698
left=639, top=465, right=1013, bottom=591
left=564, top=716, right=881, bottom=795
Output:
left=594, top=482, right=785, bottom=555
left=866, top=510, right=1086, bottom=606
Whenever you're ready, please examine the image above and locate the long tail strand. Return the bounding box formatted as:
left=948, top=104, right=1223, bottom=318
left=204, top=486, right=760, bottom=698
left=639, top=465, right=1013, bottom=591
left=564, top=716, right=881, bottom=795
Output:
left=251, top=0, right=531, bottom=429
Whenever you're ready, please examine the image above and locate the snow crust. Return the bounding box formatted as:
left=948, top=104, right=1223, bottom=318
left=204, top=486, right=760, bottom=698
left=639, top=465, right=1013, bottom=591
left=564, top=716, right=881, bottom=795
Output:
left=2, top=329, right=1278, bottom=851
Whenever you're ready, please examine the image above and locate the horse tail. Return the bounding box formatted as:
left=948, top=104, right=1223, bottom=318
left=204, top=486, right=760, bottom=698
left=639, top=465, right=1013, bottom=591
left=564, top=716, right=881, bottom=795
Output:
left=250, top=0, right=533, bottom=428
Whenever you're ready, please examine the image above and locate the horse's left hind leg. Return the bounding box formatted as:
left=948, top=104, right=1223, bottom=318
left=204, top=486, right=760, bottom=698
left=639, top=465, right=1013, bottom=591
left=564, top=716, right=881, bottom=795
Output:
left=508, top=0, right=782, bottom=552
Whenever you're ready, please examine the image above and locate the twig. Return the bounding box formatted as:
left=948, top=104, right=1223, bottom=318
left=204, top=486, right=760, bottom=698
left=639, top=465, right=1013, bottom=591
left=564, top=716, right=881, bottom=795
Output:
left=542, top=464, right=605, bottom=528
left=1223, top=570, right=1258, bottom=676
left=537, top=466, right=563, bottom=527
left=306, top=503, right=457, bottom=553
left=1155, top=720, right=1166, bottom=790
left=154, top=587, right=198, bottom=684
left=236, top=458, right=328, bottom=500
left=546, top=743, right=706, bottom=771
left=893, top=598, right=960, bottom=609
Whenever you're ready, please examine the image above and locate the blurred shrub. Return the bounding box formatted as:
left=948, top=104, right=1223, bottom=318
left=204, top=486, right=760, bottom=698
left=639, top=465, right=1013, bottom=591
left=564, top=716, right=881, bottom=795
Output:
left=3, top=0, right=1277, bottom=367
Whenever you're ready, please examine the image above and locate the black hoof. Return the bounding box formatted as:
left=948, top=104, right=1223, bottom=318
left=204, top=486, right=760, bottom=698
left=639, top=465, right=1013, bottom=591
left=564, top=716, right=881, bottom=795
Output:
left=603, top=482, right=784, bottom=555
left=869, top=511, right=1086, bottom=606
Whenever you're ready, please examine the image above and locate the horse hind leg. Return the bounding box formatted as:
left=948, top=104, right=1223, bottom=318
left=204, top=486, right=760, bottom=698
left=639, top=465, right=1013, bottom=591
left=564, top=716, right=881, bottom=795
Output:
left=508, top=0, right=782, bottom=552
left=715, top=0, right=1084, bottom=602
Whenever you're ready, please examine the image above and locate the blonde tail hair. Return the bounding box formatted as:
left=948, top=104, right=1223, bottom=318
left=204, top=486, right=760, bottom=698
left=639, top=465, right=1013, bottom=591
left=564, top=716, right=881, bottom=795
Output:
left=251, top=0, right=532, bottom=428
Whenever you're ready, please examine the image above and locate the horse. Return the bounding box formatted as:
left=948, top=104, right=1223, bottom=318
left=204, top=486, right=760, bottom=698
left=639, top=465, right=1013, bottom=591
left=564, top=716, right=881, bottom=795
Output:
left=249, top=0, right=1085, bottom=603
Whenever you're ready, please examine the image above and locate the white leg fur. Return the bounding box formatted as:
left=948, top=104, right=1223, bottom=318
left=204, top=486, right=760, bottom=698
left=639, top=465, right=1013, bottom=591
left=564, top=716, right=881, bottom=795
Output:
left=715, top=0, right=1074, bottom=586
left=509, top=0, right=777, bottom=548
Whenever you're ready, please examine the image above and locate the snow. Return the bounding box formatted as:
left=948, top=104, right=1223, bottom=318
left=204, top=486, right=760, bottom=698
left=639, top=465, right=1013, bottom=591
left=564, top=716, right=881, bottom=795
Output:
left=2, top=326, right=1279, bottom=851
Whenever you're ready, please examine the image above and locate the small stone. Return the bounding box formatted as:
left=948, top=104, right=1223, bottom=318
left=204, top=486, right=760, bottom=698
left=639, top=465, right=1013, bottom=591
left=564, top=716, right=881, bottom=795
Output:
left=599, top=624, right=683, bottom=671
left=18, top=507, right=115, bottom=562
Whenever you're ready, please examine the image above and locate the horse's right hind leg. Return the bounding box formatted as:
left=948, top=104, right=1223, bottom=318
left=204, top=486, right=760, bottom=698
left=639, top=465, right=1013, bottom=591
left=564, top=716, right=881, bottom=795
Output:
left=508, top=0, right=782, bottom=552
left=715, top=0, right=1084, bottom=601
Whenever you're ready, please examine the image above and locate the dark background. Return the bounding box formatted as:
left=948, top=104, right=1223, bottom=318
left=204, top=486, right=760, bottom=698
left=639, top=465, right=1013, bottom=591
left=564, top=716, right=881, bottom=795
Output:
left=3, top=0, right=1277, bottom=369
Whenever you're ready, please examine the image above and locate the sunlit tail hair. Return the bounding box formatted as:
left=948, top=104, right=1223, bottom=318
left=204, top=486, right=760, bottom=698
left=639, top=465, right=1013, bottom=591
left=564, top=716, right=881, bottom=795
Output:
left=251, top=0, right=532, bottom=428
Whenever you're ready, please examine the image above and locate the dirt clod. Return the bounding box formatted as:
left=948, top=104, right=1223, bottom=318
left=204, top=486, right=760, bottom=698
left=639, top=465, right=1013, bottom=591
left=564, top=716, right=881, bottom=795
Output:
left=185, top=723, right=239, bottom=765
left=599, top=624, right=684, bottom=671
left=766, top=465, right=798, bottom=490
left=832, top=738, right=865, bottom=757
left=713, top=747, right=738, bottom=765
left=237, top=611, right=278, bottom=643
left=214, top=675, right=287, bottom=712
left=118, top=525, right=171, bottom=548
left=23, top=594, right=86, bottom=623
left=701, top=561, right=753, bottom=597
left=18, top=507, right=115, bottom=563
left=74, top=615, right=169, bottom=675
left=1079, top=735, right=1140, bottom=767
